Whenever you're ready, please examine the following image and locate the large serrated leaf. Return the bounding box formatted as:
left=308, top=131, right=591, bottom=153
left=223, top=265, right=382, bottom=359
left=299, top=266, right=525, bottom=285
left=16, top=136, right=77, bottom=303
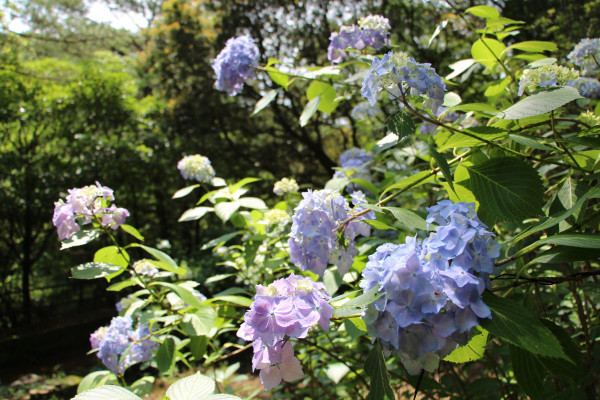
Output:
left=509, top=344, right=546, bottom=399
left=76, top=371, right=119, bottom=394
left=71, top=385, right=141, bottom=400
left=537, top=233, right=600, bottom=248
left=497, top=87, right=582, bottom=119
left=181, top=307, right=217, bottom=337
left=386, top=110, right=415, bottom=141
left=153, top=282, right=205, bottom=309
left=156, top=338, right=176, bottom=375
left=383, top=207, right=427, bottom=230
left=466, top=157, right=543, bottom=221
left=472, top=38, right=505, bottom=68
left=365, top=342, right=395, bottom=400
left=530, top=246, right=600, bottom=264
left=165, top=372, right=215, bottom=400
left=214, top=201, right=241, bottom=222
left=444, top=326, right=488, bottom=363
left=480, top=293, right=568, bottom=360
left=94, top=246, right=129, bottom=268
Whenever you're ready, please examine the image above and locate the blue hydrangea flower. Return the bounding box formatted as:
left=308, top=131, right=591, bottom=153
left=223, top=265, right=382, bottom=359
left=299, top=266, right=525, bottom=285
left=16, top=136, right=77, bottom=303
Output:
left=568, top=38, right=600, bottom=75
left=351, top=101, right=381, bottom=120
left=361, top=51, right=446, bottom=114
left=288, top=189, right=372, bottom=276
left=359, top=201, right=498, bottom=375
left=212, top=35, right=260, bottom=96
left=327, top=15, right=390, bottom=63
left=568, top=77, right=600, bottom=98
left=333, top=148, right=374, bottom=193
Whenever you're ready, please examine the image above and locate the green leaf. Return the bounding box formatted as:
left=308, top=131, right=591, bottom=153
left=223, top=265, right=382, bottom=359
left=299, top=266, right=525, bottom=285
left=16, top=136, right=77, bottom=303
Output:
left=383, top=207, right=427, bottom=230
left=214, top=201, right=240, bottom=222
left=427, top=20, right=448, bottom=48
left=106, top=278, right=138, bottom=292
left=207, top=294, right=253, bottom=307
left=466, top=5, right=500, bottom=19
left=537, top=233, right=600, bottom=248
left=239, top=197, right=268, bottom=210
left=72, top=385, right=141, bottom=400
left=153, top=282, right=205, bottom=309
left=438, top=127, right=507, bottom=151
left=156, top=338, right=176, bottom=375
left=120, top=224, right=145, bottom=242
left=201, top=231, right=241, bottom=250
left=181, top=307, right=217, bottom=337
left=333, top=286, right=382, bottom=317
left=94, top=246, right=129, bottom=269
left=266, top=67, right=292, bottom=90
left=299, top=95, right=320, bottom=127
left=443, top=92, right=462, bottom=107
left=165, top=372, right=215, bottom=400
left=364, top=219, right=396, bottom=231
left=509, top=345, right=546, bottom=399
left=77, top=371, right=118, bottom=394
left=252, top=89, right=278, bottom=116
left=448, top=103, right=499, bottom=115
left=557, top=178, right=587, bottom=214
left=172, top=184, right=200, bottom=199
left=428, top=139, right=455, bottom=193
left=365, top=342, right=395, bottom=400
left=130, top=377, right=155, bottom=398
left=444, top=326, right=488, bottom=363
left=61, top=229, right=99, bottom=250
left=465, top=157, right=544, bottom=221
left=386, top=110, right=415, bottom=141
left=71, top=262, right=122, bottom=280
left=178, top=207, right=214, bottom=222
left=324, top=177, right=349, bottom=192
left=446, top=59, right=476, bottom=80
left=538, top=320, right=583, bottom=379
left=508, top=134, right=554, bottom=151
left=129, top=244, right=183, bottom=274
left=471, top=38, right=506, bottom=68
left=506, top=41, right=558, bottom=53
left=380, top=170, right=435, bottom=196
left=189, top=336, right=208, bottom=362
left=480, top=292, right=568, bottom=359
left=307, top=81, right=340, bottom=113
left=497, top=87, right=583, bottom=119
left=530, top=246, right=600, bottom=264
left=348, top=178, right=380, bottom=196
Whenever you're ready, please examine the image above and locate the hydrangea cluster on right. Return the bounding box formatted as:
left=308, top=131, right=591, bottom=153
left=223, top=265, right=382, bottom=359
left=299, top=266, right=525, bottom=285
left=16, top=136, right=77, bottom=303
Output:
left=360, top=200, right=500, bottom=375
left=568, top=38, right=600, bottom=75
left=328, top=15, right=391, bottom=63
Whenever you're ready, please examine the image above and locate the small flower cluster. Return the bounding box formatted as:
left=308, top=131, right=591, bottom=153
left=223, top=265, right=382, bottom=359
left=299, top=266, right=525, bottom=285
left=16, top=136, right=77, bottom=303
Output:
left=131, top=259, right=159, bottom=277
left=273, top=177, right=299, bottom=196
left=350, top=101, right=381, bottom=120
left=360, top=201, right=499, bottom=375
left=327, top=15, right=391, bottom=63
left=213, top=35, right=260, bottom=96
left=263, top=208, right=291, bottom=229
left=568, top=38, right=600, bottom=75
left=362, top=51, right=446, bottom=114
left=53, top=183, right=129, bottom=240
left=518, top=64, right=579, bottom=96
left=579, top=110, right=600, bottom=127
left=288, top=189, right=371, bottom=277
left=90, top=316, right=158, bottom=374
left=568, top=77, right=600, bottom=98
left=177, top=155, right=215, bottom=183
left=237, top=274, right=334, bottom=390
left=333, top=148, right=374, bottom=193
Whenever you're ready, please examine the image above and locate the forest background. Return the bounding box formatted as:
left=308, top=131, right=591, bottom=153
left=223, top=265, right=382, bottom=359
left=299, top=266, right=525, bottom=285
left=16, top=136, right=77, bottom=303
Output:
left=0, top=0, right=599, bottom=397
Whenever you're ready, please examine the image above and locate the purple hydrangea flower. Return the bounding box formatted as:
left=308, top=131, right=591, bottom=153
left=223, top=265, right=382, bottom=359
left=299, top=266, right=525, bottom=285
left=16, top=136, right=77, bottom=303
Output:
left=52, top=182, right=129, bottom=240
left=359, top=201, right=498, bottom=375
left=361, top=51, right=446, bottom=114
left=333, top=148, right=374, bottom=193
left=288, top=189, right=372, bottom=276
left=212, top=35, right=260, bottom=96
left=327, top=15, right=390, bottom=63
left=568, top=38, right=600, bottom=75
left=90, top=316, right=158, bottom=374
left=237, top=274, right=333, bottom=390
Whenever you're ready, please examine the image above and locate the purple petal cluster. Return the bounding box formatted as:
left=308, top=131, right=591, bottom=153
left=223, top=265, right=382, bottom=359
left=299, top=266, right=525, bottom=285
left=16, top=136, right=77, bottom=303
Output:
left=333, top=148, right=374, bottom=193
left=177, top=154, right=215, bottom=183
left=568, top=77, right=600, bottom=98
left=361, top=51, right=446, bottom=114
left=237, top=274, right=334, bottom=389
left=52, top=182, right=129, bottom=240
left=568, top=38, right=600, bottom=75
left=212, top=35, right=260, bottom=96
left=90, top=316, right=158, bottom=374
left=288, top=189, right=372, bottom=277
left=327, top=15, right=390, bottom=63
left=360, top=201, right=498, bottom=375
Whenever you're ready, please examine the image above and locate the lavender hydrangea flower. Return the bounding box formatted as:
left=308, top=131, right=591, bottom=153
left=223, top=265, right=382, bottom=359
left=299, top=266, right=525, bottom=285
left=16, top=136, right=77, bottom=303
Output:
left=52, top=182, right=129, bottom=240
left=327, top=15, right=390, bottom=63
left=568, top=77, right=600, bottom=98
left=213, top=35, right=260, bottom=96
left=90, top=316, right=158, bottom=374
left=359, top=201, right=498, bottom=375
left=177, top=154, right=215, bottom=183
left=333, top=148, right=374, bottom=193
left=288, top=189, right=372, bottom=277
left=361, top=51, right=446, bottom=114
left=568, top=38, right=600, bottom=75
left=237, top=274, right=333, bottom=390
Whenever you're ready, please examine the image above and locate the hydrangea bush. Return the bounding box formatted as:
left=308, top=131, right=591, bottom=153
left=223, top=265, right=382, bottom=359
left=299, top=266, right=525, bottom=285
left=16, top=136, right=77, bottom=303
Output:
left=61, top=3, right=600, bottom=400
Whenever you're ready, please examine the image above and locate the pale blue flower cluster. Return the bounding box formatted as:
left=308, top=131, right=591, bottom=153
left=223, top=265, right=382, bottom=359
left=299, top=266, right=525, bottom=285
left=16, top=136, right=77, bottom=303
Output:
left=360, top=201, right=498, bottom=375
left=132, top=259, right=159, bottom=277
left=213, top=35, right=260, bottom=96
left=177, top=154, right=215, bottom=183
left=328, top=15, right=390, bottom=63
left=288, top=189, right=371, bottom=277
left=518, top=64, right=579, bottom=96
left=333, top=148, right=374, bottom=193
left=237, top=274, right=334, bottom=389
left=361, top=51, right=446, bottom=114
left=568, top=77, right=600, bottom=98
left=53, top=183, right=129, bottom=240
left=90, top=316, right=158, bottom=374
left=350, top=101, right=381, bottom=120
left=568, top=38, right=600, bottom=75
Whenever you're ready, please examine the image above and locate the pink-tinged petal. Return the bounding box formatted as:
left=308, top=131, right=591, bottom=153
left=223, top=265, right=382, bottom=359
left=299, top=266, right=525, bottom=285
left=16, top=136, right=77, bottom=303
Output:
left=280, top=356, right=304, bottom=383
left=260, top=366, right=282, bottom=390
left=281, top=341, right=294, bottom=359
